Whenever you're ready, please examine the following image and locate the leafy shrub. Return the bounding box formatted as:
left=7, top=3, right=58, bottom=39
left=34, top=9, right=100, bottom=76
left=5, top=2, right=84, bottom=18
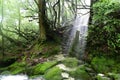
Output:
left=87, top=0, right=120, bottom=57
left=91, top=57, right=115, bottom=73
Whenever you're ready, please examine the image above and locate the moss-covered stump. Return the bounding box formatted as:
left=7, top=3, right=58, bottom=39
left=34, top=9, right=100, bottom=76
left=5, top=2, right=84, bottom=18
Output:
left=44, top=67, right=62, bottom=80
left=69, top=65, right=91, bottom=80
left=32, top=61, right=58, bottom=75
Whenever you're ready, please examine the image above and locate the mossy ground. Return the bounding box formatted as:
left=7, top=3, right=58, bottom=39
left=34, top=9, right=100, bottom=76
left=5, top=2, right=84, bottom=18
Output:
left=44, top=67, right=62, bottom=80
left=32, top=61, right=58, bottom=75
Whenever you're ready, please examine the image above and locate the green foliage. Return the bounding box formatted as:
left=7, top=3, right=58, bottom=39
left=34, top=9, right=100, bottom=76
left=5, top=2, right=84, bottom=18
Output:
left=91, top=57, right=115, bottom=73
left=62, top=58, right=79, bottom=68
left=33, top=61, right=57, bottom=75
left=44, top=67, right=62, bottom=80
left=87, top=0, right=120, bottom=57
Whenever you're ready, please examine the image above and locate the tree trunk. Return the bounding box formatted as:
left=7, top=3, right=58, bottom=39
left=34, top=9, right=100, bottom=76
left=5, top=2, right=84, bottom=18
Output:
left=58, top=0, right=60, bottom=25
left=38, top=0, right=46, bottom=41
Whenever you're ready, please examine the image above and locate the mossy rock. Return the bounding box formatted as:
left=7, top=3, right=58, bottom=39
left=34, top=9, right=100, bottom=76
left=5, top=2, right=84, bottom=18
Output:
left=91, top=57, right=115, bottom=73
left=8, top=62, right=26, bottom=74
left=0, top=61, right=27, bottom=75
left=33, top=61, right=58, bottom=75
left=62, top=58, right=79, bottom=68
left=96, top=74, right=110, bottom=80
left=1, top=71, right=11, bottom=75
left=44, top=67, right=62, bottom=80
left=69, top=66, right=91, bottom=80
left=11, top=67, right=25, bottom=74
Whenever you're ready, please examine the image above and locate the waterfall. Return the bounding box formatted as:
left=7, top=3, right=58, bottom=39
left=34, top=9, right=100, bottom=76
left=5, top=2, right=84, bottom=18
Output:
left=68, top=0, right=91, bottom=59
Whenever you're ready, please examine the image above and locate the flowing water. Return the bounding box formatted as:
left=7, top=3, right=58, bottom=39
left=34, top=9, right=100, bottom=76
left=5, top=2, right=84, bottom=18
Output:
left=68, top=0, right=91, bottom=59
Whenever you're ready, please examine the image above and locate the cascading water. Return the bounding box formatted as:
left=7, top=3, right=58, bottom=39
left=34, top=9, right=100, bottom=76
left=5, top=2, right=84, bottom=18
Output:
left=68, top=0, right=91, bottom=59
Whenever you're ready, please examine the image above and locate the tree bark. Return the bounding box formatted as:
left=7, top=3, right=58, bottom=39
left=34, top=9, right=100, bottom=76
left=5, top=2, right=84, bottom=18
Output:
left=58, top=0, right=60, bottom=25
left=38, top=0, right=46, bottom=41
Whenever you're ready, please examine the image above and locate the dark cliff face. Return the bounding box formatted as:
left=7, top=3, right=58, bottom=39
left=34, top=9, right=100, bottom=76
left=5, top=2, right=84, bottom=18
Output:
left=0, top=58, right=17, bottom=68
left=61, top=23, right=73, bottom=54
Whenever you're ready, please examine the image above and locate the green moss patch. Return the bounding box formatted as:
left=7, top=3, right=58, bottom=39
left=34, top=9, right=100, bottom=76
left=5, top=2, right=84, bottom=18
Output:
left=5, top=61, right=27, bottom=74
left=33, top=61, right=58, bottom=75
left=44, top=67, right=62, bottom=80
left=69, top=66, right=91, bottom=80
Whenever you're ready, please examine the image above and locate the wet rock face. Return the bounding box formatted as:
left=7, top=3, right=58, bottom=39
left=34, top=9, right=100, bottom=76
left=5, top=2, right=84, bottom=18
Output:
left=61, top=24, right=73, bottom=54
left=0, top=58, right=17, bottom=68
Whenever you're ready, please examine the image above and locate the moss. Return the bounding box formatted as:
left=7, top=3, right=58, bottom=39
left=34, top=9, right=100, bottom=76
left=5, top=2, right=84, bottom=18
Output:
left=9, top=62, right=26, bottom=74
left=11, top=67, right=25, bottom=74
left=62, top=58, right=79, bottom=68
left=33, top=61, right=58, bottom=75
left=1, top=61, right=27, bottom=74
left=44, top=67, right=62, bottom=80
left=69, top=66, right=91, bottom=80
left=91, top=57, right=115, bottom=73
left=9, top=61, right=26, bottom=68
left=1, top=71, right=11, bottom=75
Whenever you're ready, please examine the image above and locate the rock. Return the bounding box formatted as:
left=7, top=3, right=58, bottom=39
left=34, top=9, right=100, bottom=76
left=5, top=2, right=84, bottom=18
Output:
left=57, top=64, right=76, bottom=71
left=63, top=77, right=75, bottom=80
left=33, top=61, right=58, bottom=75
left=61, top=72, right=69, bottom=78
left=44, top=67, right=62, bottom=80
left=69, top=30, right=80, bottom=57
left=31, top=76, right=45, bottom=80
left=98, top=73, right=105, bottom=77
left=54, top=54, right=65, bottom=61
left=97, top=74, right=110, bottom=80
